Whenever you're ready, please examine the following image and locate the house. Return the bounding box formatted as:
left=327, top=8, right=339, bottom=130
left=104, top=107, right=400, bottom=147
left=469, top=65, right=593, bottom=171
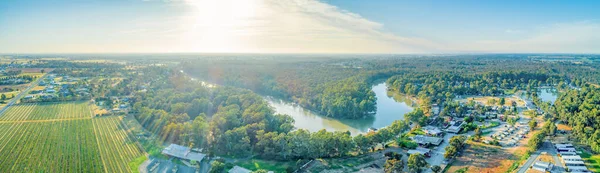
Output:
left=23, top=95, right=34, bottom=100
left=161, top=144, right=206, bottom=162
left=141, top=159, right=196, bottom=173
left=229, top=166, right=252, bottom=173
left=30, top=90, right=43, bottom=94
left=45, top=89, right=56, bottom=93
left=41, top=94, right=55, bottom=99
left=407, top=147, right=432, bottom=157
left=531, top=161, right=553, bottom=172
left=555, top=143, right=574, bottom=149
left=412, top=135, right=443, bottom=146
left=559, top=151, right=577, bottom=156
left=422, top=126, right=443, bottom=136
left=431, top=104, right=440, bottom=115
left=564, top=160, right=586, bottom=167
left=562, top=155, right=583, bottom=162
left=557, top=147, right=576, bottom=153
left=567, top=165, right=590, bottom=172
left=446, top=121, right=464, bottom=133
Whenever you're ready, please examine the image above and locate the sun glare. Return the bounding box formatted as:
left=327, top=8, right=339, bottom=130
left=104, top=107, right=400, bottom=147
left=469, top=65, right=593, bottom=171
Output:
left=182, top=0, right=262, bottom=53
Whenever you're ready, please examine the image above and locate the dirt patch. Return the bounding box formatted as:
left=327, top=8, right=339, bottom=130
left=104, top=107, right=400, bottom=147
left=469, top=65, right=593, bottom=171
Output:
left=447, top=142, right=519, bottom=173
left=7, top=68, right=51, bottom=73
left=556, top=124, right=572, bottom=131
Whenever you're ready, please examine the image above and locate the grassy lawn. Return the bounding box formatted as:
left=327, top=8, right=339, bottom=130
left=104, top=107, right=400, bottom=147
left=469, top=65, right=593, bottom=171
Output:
left=129, top=155, right=148, bottom=173
left=309, top=155, right=375, bottom=172
left=20, top=72, right=45, bottom=78
left=235, top=159, right=296, bottom=173
left=460, top=96, right=525, bottom=107
left=580, top=150, right=600, bottom=173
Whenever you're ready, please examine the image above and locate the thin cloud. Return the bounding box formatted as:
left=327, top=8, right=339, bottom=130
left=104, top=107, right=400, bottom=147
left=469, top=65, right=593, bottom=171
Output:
left=169, top=0, right=441, bottom=53
left=470, top=21, right=600, bottom=53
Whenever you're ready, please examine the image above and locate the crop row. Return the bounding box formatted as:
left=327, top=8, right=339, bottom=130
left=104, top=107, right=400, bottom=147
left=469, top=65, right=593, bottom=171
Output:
left=93, top=116, right=144, bottom=173
left=0, top=101, right=93, bottom=121
left=0, top=120, right=104, bottom=172
left=0, top=102, right=144, bottom=172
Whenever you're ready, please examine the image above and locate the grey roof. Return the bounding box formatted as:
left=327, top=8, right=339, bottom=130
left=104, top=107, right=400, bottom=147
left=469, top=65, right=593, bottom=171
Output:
left=162, top=144, right=206, bottom=162
left=407, top=147, right=431, bottom=155
left=422, top=126, right=442, bottom=135
left=564, top=160, right=586, bottom=166
left=412, top=135, right=443, bottom=145
left=559, top=151, right=577, bottom=156
left=555, top=143, right=574, bottom=148
left=562, top=155, right=583, bottom=161
left=229, top=166, right=252, bottom=173
left=533, top=161, right=552, bottom=168
left=567, top=166, right=589, bottom=172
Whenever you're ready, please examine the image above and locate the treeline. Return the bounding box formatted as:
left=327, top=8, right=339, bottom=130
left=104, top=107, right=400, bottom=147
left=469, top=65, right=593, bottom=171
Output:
left=553, top=86, right=600, bottom=153
left=386, top=71, right=562, bottom=103
left=30, top=60, right=124, bottom=69
left=0, top=75, right=36, bottom=85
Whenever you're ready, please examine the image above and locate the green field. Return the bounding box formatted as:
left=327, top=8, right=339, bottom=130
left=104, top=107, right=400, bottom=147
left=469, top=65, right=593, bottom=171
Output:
left=0, top=101, right=93, bottom=121
left=580, top=150, right=600, bottom=173
left=0, top=102, right=144, bottom=172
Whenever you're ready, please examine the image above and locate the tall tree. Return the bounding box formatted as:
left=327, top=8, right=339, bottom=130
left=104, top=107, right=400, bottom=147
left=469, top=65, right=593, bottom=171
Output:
left=407, top=153, right=428, bottom=173
left=384, top=159, right=404, bottom=173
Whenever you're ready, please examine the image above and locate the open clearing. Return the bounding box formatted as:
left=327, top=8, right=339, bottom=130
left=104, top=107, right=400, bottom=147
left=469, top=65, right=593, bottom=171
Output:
left=458, top=96, right=526, bottom=107
left=0, top=101, right=143, bottom=172
left=446, top=142, right=519, bottom=173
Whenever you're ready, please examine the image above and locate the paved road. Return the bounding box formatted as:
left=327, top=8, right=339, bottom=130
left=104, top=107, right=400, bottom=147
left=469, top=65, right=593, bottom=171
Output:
left=517, top=141, right=563, bottom=173
left=0, top=73, right=48, bottom=116
left=517, top=150, right=540, bottom=173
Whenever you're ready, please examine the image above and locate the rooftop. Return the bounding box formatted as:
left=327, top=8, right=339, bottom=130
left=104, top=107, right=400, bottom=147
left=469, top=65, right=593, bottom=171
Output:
left=162, top=144, right=206, bottom=162
left=412, top=135, right=443, bottom=145
left=229, top=166, right=252, bottom=173
left=407, top=147, right=431, bottom=155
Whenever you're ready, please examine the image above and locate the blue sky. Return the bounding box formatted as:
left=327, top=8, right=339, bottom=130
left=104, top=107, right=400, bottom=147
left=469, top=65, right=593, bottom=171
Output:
left=1, top=0, right=599, bottom=53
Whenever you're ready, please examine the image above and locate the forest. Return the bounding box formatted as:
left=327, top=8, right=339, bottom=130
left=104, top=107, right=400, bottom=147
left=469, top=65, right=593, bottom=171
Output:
left=130, top=67, right=408, bottom=160
left=553, top=86, right=600, bottom=153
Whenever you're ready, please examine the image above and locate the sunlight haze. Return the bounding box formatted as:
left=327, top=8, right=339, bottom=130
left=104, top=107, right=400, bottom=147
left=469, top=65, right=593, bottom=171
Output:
left=1, top=0, right=599, bottom=53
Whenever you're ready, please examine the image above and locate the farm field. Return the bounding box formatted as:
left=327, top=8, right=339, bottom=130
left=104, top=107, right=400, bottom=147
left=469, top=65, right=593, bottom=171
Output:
left=0, top=101, right=93, bottom=121
left=93, top=116, right=144, bottom=173
left=0, top=101, right=144, bottom=172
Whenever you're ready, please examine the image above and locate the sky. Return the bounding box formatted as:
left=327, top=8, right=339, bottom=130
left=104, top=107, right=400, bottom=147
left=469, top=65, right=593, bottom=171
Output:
left=1, top=0, right=599, bottom=54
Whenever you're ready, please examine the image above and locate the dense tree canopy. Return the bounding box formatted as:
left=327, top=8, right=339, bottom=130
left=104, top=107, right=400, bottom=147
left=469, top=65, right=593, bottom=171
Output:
left=553, top=86, right=600, bottom=153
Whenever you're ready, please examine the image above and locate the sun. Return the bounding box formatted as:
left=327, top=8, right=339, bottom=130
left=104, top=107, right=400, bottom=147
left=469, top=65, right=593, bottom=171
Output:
left=181, top=0, right=263, bottom=53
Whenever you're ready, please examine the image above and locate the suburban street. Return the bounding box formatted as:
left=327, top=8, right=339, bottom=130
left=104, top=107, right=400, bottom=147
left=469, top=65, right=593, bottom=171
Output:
left=0, top=73, right=47, bottom=116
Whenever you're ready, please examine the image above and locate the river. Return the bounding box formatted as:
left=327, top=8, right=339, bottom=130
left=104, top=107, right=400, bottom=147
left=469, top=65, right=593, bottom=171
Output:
left=266, top=82, right=414, bottom=136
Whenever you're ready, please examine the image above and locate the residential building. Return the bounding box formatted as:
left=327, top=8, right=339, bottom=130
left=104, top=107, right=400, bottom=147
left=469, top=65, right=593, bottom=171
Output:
left=531, top=161, right=553, bottom=172
left=161, top=144, right=206, bottom=162
left=412, top=135, right=443, bottom=146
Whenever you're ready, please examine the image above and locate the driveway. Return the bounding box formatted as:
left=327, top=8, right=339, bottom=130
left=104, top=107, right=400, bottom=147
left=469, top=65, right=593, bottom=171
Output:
left=423, top=132, right=463, bottom=173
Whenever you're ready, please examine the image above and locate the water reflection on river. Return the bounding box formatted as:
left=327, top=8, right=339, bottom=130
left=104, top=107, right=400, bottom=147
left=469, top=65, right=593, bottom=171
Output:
left=266, top=83, right=414, bottom=136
